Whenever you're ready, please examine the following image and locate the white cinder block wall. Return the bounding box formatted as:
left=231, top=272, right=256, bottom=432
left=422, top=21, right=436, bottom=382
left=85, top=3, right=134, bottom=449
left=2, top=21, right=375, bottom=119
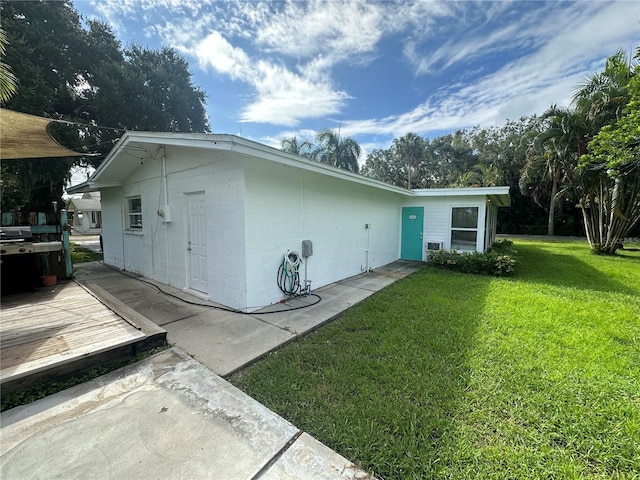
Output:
left=244, top=159, right=402, bottom=310
left=101, top=146, right=249, bottom=309
left=100, top=158, right=162, bottom=276
left=99, top=138, right=497, bottom=312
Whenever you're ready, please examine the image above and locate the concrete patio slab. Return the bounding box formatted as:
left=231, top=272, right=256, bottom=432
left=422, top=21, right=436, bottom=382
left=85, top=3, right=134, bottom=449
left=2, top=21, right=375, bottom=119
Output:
left=163, top=311, right=295, bottom=376
left=0, top=348, right=372, bottom=480
left=262, top=433, right=374, bottom=480
left=124, top=297, right=202, bottom=326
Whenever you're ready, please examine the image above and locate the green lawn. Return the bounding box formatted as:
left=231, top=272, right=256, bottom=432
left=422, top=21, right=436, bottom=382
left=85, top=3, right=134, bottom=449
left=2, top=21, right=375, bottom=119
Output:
left=70, top=243, right=102, bottom=263
left=230, top=240, right=640, bottom=479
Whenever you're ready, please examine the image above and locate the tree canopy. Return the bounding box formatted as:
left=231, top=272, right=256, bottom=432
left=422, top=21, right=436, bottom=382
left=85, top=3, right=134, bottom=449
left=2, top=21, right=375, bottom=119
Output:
left=314, top=129, right=361, bottom=174
left=280, top=130, right=362, bottom=174
left=1, top=0, right=209, bottom=213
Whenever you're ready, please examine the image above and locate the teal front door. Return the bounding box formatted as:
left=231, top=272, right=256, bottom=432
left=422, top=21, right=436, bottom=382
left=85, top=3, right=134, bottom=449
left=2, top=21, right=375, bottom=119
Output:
left=401, top=207, right=424, bottom=260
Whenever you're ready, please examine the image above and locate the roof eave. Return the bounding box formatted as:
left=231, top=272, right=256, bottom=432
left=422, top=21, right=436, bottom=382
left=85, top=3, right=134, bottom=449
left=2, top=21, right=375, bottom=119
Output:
left=67, top=180, right=119, bottom=194
left=89, top=132, right=412, bottom=196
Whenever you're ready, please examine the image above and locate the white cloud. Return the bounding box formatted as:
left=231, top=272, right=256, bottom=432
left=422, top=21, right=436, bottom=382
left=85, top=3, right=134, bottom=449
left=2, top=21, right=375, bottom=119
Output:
left=140, top=0, right=463, bottom=126
left=403, top=2, right=553, bottom=76
left=195, top=32, right=250, bottom=79
left=193, top=31, right=348, bottom=126
left=342, top=1, right=639, bottom=138
left=252, top=1, right=384, bottom=59
left=241, top=61, right=349, bottom=125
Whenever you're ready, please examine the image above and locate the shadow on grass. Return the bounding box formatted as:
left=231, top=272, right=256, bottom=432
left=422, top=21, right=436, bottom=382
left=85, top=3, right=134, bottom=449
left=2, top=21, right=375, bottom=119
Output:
left=513, top=243, right=638, bottom=295
left=230, top=268, right=490, bottom=479
left=231, top=247, right=640, bottom=478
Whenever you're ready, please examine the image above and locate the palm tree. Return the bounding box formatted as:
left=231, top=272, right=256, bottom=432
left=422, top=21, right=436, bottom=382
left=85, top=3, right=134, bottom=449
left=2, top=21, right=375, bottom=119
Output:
left=573, top=49, right=633, bottom=131
left=0, top=29, right=18, bottom=103
left=393, top=133, right=424, bottom=189
left=519, top=106, right=585, bottom=235
left=314, top=129, right=361, bottom=173
left=458, top=163, right=501, bottom=187
left=280, top=136, right=314, bottom=157
left=573, top=49, right=638, bottom=253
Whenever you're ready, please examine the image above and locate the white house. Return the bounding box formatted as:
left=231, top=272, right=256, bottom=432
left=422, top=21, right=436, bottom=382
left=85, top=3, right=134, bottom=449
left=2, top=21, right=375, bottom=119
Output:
left=67, top=191, right=102, bottom=234
left=68, top=132, right=510, bottom=312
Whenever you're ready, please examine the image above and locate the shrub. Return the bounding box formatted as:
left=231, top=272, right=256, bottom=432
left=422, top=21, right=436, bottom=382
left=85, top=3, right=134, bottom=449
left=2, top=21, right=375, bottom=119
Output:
left=489, top=239, right=514, bottom=254
left=427, top=244, right=516, bottom=277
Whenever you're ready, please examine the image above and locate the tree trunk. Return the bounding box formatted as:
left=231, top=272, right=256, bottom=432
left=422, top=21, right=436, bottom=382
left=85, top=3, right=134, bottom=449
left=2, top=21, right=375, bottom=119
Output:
left=581, top=175, right=640, bottom=255
left=547, top=170, right=559, bottom=236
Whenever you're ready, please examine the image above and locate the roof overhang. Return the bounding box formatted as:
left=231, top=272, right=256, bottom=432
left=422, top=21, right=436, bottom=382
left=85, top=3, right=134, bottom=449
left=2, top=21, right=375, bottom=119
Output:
left=68, top=131, right=411, bottom=196
left=0, top=108, right=88, bottom=160
left=67, top=131, right=511, bottom=207
left=412, top=186, right=511, bottom=206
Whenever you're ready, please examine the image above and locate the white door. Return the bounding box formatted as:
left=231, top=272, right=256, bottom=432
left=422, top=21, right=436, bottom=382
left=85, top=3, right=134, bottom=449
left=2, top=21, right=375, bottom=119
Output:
left=186, top=192, right=208, bottom=293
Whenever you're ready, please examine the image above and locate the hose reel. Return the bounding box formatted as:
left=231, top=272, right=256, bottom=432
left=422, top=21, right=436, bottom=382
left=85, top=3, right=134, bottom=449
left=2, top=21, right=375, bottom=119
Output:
left=277, top=250, right=302, bottom=296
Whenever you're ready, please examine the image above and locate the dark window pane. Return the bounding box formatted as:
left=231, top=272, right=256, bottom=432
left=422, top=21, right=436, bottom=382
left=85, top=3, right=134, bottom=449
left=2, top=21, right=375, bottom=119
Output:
left=129, top=197, right=142, bottom=213
left=451, top=230, right=477, bottom=251
left=452, top=207, right=478, bottom=228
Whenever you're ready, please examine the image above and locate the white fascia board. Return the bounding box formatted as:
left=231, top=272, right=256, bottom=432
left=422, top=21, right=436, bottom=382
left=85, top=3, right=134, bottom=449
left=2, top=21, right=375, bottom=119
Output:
left=90, top=132, right=132, bottom=179
left=411, top=186, right=510, bottom=197
left=67, top=180, right=120, bottom=194
left=66, top=181, right=92, bottom=194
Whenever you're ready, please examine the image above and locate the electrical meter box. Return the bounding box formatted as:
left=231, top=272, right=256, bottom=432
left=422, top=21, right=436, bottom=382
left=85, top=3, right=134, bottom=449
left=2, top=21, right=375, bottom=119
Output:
left=301, top=240, right=313, bottom=257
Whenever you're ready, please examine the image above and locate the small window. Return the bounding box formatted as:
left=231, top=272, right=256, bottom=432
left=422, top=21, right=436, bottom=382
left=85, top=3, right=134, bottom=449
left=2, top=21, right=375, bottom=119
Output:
left=91, top=211, right=102, bottom=228
left=451, top=207, right=478, bottom=251
left=127, top=197, right=142, bottom=230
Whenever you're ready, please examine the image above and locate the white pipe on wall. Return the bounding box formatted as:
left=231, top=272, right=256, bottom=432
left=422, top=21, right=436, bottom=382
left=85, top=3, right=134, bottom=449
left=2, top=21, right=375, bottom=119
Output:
left=161, top=146, right=170, bottom=285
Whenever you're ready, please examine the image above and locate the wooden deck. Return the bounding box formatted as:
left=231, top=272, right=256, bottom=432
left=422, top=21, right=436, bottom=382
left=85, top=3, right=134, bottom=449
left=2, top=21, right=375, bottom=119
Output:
left=1, top=281, right=145, bottom=389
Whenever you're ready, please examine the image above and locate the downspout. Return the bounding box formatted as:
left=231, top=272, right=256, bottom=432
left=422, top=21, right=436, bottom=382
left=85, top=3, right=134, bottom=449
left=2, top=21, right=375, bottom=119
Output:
left=161, top=146, right=170, bottom=285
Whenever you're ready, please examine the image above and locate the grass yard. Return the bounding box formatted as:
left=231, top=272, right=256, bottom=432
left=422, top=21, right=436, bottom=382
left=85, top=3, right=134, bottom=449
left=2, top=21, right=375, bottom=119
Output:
left=230, top=240, right=640, bottom=479
left=70, top=243, right=102, bottom=263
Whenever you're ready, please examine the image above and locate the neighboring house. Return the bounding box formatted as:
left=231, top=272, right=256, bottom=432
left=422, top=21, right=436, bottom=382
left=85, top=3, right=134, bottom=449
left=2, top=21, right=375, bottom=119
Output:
left=68, top=132, right=509, bottom=312
left=67, top=192, right=102, bottom=235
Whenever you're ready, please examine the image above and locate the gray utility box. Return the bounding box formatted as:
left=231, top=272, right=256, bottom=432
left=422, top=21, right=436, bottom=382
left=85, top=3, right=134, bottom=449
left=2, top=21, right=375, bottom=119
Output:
left=301, top=240, right=313, bottom=257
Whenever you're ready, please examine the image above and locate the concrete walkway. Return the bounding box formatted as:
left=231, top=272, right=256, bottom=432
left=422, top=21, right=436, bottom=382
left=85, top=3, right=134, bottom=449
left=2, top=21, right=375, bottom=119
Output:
left=1, top=261, right=421, bottom=479
left=73, top=261, right=420, bottom=377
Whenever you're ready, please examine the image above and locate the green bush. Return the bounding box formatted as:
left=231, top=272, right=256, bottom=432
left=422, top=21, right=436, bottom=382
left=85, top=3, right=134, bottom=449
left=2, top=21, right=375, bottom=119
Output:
left=427, top=241, right=516, bottom=276
left=488, top=238, right=514, bottom=253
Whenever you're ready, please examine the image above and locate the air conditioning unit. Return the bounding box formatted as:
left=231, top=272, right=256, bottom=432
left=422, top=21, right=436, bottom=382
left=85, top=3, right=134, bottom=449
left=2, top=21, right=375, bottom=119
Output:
left=426, top=242, right=443, bottom=251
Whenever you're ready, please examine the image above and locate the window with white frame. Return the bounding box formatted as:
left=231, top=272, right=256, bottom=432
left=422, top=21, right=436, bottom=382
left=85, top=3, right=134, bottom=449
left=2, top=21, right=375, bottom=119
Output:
left=451, top=207, right=478, bottom=251
left=127, top=196, right=142, bottom=230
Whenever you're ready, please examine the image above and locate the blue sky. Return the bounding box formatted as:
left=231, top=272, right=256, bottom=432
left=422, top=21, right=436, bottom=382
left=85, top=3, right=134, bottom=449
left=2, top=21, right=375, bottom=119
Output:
left=73, top=0, right=639, bottom=158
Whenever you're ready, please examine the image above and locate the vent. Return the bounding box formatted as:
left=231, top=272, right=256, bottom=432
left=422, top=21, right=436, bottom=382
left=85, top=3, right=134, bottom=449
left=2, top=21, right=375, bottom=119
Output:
left=426, top=242, right=443, bottom=251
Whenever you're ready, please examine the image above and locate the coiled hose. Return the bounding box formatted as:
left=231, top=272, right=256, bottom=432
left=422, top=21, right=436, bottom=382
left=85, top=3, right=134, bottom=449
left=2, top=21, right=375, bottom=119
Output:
left=277, top=250, right=302, bottom=296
